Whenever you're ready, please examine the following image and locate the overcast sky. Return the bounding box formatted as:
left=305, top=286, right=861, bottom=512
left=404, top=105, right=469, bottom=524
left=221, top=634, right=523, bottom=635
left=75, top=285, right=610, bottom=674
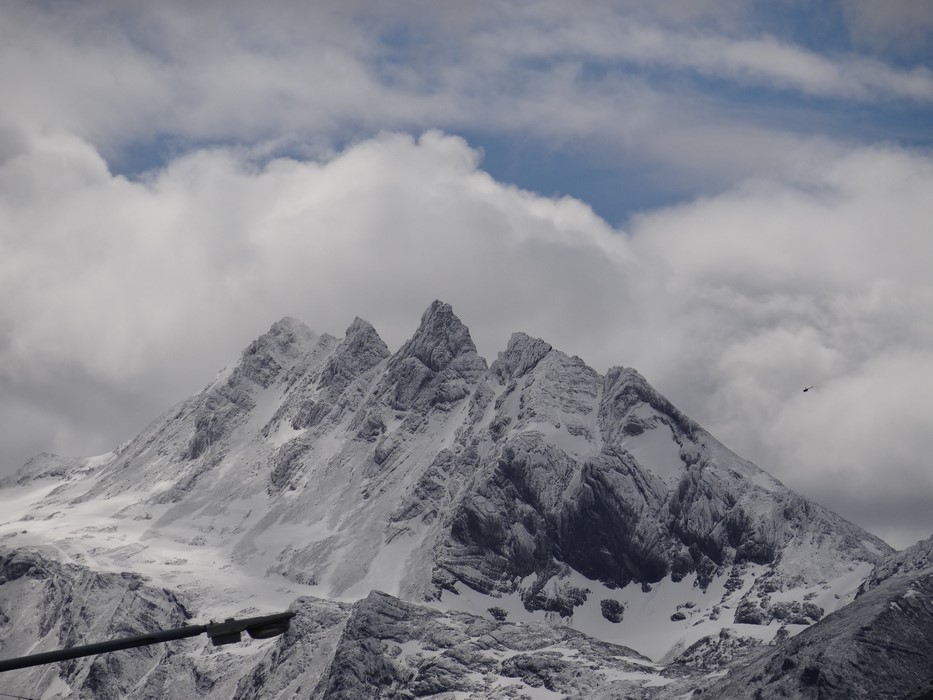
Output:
left=1, top=0, right=931, bottom=548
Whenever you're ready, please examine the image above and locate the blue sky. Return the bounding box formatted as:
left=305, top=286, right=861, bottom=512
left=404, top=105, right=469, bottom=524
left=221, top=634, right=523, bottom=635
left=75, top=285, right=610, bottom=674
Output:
left=1, top=0, right=932, bottom=547
left=91, top=1, right=933, bottom=229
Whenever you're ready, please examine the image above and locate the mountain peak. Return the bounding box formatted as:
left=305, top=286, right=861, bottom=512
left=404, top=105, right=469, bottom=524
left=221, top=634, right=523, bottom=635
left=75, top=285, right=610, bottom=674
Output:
left=602, top=365, right=699, bottom=439
left=318, top=317, right=390, bottom=389
left=424, top=299, right=452, bottom=317
left=263, top=316, right=318, bottom=350
left=342, top=317, right=389, bottom=356
left=270, top=315, right=311, bottom=333
left=492, top=332, right=553, bottom=380
left=345, top=316, right=375, bottom=336
left=251, top=316, right=318, bottom=358
left=396, top=300, right=478, bottom=372
left=380, top=301, right=487, bottom=411
left=238, top=317, right=318, bottom=388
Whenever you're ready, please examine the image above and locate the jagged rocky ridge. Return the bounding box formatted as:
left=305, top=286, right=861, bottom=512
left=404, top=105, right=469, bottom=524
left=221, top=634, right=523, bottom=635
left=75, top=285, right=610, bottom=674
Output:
left=704, top=534, right=933, bottom=699
left=0, top=300, right=916, bottom=698
left=0, top=549, right=702, bottom=699
left=4, top=545, right=926, bottom=699
left=0, top=548, right=191, bottom=699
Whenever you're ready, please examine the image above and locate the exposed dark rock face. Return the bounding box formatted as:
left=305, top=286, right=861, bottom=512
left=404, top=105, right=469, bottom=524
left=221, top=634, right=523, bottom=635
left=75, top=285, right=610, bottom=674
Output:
left=232, top=597, right=351, bottom=700
left=562, top=448, right=672, bottom=586
left=444, top=435, right=575, bottom=593
left=355, top=414, right=386, bottom=442
left=734, top=598, right=823, bottom=626
left=600, top=598, right=625, bottom=623
left=186, top=382, right=256, bottom=460
left=669, top=627, right=763, bottom=672
left=520, top=572, right=589, bottom=617
left=269, top=436, right=314, bottom=492
left=486, top=606, right=508, bottom=621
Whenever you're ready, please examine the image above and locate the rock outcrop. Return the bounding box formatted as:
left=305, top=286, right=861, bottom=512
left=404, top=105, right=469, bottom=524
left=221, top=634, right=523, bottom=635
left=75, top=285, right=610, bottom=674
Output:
left=378, top=300, right=488, bottom=412
left=707, top=536, right=933, bottom=699
left=0, top=548, right=192, bottom=699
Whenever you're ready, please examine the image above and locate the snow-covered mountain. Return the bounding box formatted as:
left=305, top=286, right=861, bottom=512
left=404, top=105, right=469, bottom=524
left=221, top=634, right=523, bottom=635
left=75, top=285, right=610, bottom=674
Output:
left=1, top=301, right=915, bottom=698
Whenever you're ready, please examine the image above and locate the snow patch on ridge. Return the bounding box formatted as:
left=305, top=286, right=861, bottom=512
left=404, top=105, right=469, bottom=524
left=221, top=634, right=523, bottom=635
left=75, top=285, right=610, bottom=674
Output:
left=622, top=422, right=683, bottom=485
left=522, top=422, right=594, bottom=459
left=342, top=522, right=431, bottom=599
left=434, top=558, right=875, bottom=663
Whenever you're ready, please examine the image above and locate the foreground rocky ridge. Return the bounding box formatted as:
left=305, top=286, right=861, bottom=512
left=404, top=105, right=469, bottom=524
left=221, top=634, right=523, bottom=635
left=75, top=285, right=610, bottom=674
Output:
left=4, top=544, right=928, bottom=699
left=705, top=534, right=933, bottom=699
left=1, top=301, right=917, bottom=698
left=0, top=548, right=192, bottom=699
left=0, top=549, right=690, bottom=699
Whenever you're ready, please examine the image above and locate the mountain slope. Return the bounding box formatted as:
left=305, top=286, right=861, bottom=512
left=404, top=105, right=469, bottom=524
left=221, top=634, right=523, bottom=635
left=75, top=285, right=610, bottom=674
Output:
left=706, top=534, right=933, bottom=699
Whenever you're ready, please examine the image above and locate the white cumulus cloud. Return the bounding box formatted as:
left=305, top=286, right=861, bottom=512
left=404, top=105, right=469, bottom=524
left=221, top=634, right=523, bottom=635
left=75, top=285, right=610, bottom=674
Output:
left=1, top=129, right=931, bottom=547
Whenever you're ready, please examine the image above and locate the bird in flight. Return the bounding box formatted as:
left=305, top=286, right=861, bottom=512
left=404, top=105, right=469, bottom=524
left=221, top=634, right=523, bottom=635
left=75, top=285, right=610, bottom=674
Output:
left=803, top=385, right=814, bottom=392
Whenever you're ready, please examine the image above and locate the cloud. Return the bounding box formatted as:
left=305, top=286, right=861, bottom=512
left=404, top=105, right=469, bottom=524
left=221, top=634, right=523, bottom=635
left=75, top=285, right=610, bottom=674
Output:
left=625, top=146, right=933, bottom=547
left=481, top=10, right=933, bottom=102
left=769, top=349, right=933, bottom=547
left=0, top=128, right=630, bottom=412
left=1, top=0, right=930, bottom=187
left=841, top=0, right=933, bottom=55
left=1, top=128, right=931, bottom=548
left=0, top=0, right=930, bottom=554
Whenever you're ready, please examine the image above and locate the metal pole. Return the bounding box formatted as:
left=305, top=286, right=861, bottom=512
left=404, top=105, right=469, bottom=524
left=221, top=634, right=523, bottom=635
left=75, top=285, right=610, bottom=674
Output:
left=0, top=611, right=294, bottom=673
left=0, top=624, right=206, bottom=673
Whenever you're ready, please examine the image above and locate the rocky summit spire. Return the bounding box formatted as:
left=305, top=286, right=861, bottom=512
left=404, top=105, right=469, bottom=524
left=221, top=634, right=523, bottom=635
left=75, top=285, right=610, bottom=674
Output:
left=239, top=317, right=318, bottom=389
left=491, top=332, right=553, bottom=381
left=600, top=365, right=699, bottom=443
left=395, top=300, right=478, bottom=372
left=382, top=301, right=487, bottom=412
left=342, top=317, right=390, bottom=365
left=319, top=318, right=390, bottom=388
left=182, top=318, right=320, bottom=460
